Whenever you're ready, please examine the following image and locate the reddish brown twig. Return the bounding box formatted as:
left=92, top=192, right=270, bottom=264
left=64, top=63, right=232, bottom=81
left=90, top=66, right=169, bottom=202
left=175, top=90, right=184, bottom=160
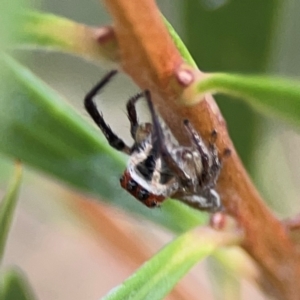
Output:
left=101, top=1, right=300, bottom=298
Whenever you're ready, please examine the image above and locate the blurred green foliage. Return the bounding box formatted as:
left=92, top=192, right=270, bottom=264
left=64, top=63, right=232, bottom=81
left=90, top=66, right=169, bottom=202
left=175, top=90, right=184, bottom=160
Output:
left=0, top=269, right=37, bottom=300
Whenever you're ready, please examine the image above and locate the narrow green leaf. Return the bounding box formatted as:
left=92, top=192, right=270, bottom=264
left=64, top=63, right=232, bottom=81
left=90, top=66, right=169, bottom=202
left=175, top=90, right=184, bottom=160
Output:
left=0, top=268, right=37, bottom=300
left=162, top=17, right=197, bottom=68
left=18, top=11, right=118, bottom=63
left=0, top=54, right=203, bottom=233
left=213, top=247, right=259, bottom=283
left=0, top=0, right=26, bottom=50
left=0, top=162, right=22, bottom=264
left=21, top=11, right=79, bottom=50
left=102, top=227, right=241, bottom=300
left=193, top=73, right=300, bottom=127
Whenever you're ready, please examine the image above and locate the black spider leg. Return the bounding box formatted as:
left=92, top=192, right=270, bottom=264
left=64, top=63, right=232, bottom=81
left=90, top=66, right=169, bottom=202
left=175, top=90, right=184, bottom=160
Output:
left=126, top=92, right=144, bottom=138
left=183, top=120, right=220, bottom=186
left=208, top=129, right=222, bottom=178
left=181, top=123, right=222, bottom=212
left=144, top=91, right=191, bottom=185
left=84, top=70, right=131, bottom=154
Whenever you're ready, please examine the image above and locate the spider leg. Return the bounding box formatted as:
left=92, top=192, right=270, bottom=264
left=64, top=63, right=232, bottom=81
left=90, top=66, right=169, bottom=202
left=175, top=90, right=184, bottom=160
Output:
left=208, top=130, right=222, bottom=178
left=84, top=70, right=131, bottom=154
left=183, top=119, right=210, bottom=171
left=179, top=188, right=222, bottom=213
left=183, top=120, right=221, bottom=184
left=144, top=90, right=192, bottom=185
left=126, top=92, right=144, bottom=138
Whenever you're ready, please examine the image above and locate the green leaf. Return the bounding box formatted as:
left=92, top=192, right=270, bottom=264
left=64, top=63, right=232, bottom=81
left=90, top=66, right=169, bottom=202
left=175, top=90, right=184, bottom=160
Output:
left=193, top=73, right=300, bottom=127
left=162, top=17, right=197, bottom=68
left=21, top=11, right=80, bottom=50
left=18, top=11, right=118, bottom=63
left=103, top=227, right=241, bottom=300
left=0, top=54, right=204, bottom=233
left=0, top=268, right=37, bottom=300
left=0, top=162, right=22, bottom=264
left=0, top=0, right=26, bottom=50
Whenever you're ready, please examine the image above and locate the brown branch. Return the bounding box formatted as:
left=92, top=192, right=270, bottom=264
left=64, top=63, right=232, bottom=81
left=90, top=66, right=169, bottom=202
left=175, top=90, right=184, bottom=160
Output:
left=284, top=214, right=300, bottom=232
left=101, top=0, right=300, bottom=298
left=283, top=215, right=300, bottom=253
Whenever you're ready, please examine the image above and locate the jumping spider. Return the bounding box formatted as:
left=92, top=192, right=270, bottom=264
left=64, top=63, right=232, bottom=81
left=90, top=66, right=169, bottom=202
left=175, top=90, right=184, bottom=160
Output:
left=84, top=70, right=224, bottom=213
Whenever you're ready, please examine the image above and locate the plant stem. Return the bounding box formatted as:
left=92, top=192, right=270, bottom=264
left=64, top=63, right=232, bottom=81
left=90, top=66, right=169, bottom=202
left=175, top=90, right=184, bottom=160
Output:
left=102, top=0, right=300, bottom=298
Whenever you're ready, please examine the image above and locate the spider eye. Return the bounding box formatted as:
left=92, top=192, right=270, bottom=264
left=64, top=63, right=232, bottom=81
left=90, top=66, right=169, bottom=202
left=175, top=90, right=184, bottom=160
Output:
left=127, top=179, right=138, bottom=191
left=137, top=189, right=149, bottom=201
left=119, top=175, right=125, bottom=183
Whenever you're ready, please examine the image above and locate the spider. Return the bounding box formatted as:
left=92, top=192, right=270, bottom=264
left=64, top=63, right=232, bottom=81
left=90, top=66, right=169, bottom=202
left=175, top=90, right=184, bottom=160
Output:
left=84, top=70, right=224, bottom=213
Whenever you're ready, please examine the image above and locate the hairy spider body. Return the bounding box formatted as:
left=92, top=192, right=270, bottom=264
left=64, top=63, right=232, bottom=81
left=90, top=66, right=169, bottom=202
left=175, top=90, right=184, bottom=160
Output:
left=84, top=70, right=223, bottom=212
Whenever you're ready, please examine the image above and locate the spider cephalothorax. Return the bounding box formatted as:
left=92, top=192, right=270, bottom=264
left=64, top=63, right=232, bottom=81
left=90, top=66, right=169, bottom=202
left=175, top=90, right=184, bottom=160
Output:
left=84, top=70, right=224, bottom=212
